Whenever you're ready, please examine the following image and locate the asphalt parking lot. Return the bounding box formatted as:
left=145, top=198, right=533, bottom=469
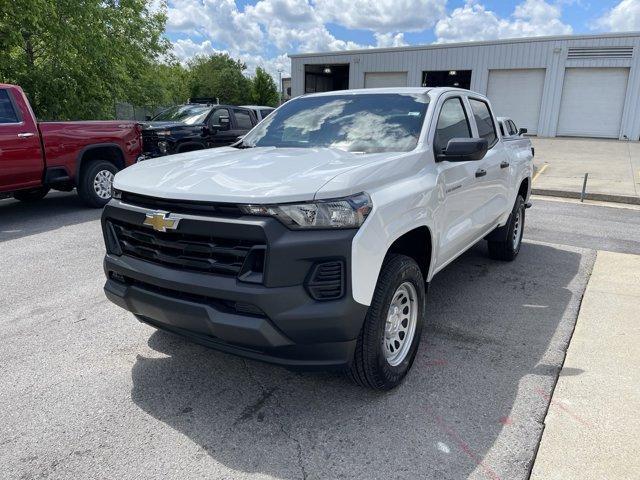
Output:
left=2, top=193, right=639, bottom=480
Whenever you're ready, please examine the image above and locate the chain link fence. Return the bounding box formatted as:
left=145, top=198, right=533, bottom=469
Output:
left=114, top=102, right=174, bottom=121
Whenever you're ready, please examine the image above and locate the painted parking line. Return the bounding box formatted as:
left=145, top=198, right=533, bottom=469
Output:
left=532, top=163, right=549, bottom=183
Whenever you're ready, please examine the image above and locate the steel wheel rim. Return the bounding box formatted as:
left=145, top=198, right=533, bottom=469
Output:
left=512, top=208, right=522, bottom=250
left=383, top=282, right=418, bottom=366
left=93, top=170, right=114, bottom=199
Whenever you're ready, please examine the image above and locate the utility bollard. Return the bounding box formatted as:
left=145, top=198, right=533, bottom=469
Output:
left=580, top=173, right=589, bottom=203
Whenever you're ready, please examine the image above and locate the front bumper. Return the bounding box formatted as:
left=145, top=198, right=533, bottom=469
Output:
left=101, top=199, right=368, bottom=368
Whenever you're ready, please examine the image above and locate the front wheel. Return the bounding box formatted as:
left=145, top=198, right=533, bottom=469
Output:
left=348, top=254, right=425, bottom=390
left=77, top=160, right=118, bottom=208
left=487, top=195, right=525, bottom=261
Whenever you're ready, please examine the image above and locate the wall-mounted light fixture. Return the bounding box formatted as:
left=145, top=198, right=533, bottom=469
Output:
left=448, top=70, right=457, bottom=76
left=323, top=67, right=332, bottom=74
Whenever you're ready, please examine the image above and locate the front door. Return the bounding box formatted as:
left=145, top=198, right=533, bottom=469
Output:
left=206, top=108, right=237, bottom=147
left=432, top=95, right=486, bottom=269
left=0, top=88, right=44, bottom=191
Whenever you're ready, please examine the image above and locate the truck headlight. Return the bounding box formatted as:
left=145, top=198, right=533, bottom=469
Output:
left=239, top=192, right=372, bottom=229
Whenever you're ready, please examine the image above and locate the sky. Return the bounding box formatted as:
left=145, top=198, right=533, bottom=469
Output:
left=161, top=0, right=640, bottom=80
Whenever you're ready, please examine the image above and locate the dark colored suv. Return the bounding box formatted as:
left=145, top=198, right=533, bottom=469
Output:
left=140, top=101, right=258, bottom=158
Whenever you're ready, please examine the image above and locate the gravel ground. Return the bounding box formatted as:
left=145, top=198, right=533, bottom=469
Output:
left=1, top=193, right=617, bottom=480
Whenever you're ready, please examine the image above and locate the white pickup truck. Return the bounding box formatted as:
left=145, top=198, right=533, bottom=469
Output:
left=101, top=87, right=533, bottom=390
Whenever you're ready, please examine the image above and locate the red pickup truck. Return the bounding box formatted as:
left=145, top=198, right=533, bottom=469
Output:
left=0, top=84, right=142, bottom=207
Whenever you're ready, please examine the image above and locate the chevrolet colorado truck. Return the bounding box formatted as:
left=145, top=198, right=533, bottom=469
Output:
left=101, top=87, right=533, bottom=390
left=0, top=84, right=142, bottom=207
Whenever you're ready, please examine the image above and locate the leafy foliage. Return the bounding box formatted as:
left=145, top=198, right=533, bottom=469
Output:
left=0, top=2, right=282, bottom=119
left=251, top=67, right=279, bottom=107
left=0, top=0, right=172, bottom=120
left=186, top=54, right=252, bottom=105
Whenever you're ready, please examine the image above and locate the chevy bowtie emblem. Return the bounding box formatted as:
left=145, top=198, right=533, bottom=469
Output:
left=143, top=211, right=180, bottom=232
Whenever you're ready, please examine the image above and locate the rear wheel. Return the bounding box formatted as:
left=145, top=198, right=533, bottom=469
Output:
left=77, top=160, right=118, bottom=208
left=13, top=187, right=50, bottom=202
left=348, top=254, right=425, bottom=390
left=487, top=195, right=525, bottom=261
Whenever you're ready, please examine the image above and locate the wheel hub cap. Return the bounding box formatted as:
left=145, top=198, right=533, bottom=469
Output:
left=94, top=170, right=114, bottom=200
left=512, top=209, right=522, bottom=250
left=383, top=282, right=418, bottom=367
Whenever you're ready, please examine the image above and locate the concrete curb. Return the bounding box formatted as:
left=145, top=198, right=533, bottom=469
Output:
left=531, top=188, right=640, bottom=206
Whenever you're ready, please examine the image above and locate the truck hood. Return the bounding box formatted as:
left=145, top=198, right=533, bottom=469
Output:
left=114, top=146, right=389, bottom=203
left=140, top=121, right=203, bottom=131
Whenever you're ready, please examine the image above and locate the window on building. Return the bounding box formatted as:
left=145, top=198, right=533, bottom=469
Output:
left=422, top=70, right=472, bottom=89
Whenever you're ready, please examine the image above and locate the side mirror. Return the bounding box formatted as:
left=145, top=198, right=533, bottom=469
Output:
left=518, top=127, right=528, bottom=135
left=211, top=116, right=230, bottom=132
left=145, top=114, right=152, bottom=121
left=437, top=138, right=488, bottom=162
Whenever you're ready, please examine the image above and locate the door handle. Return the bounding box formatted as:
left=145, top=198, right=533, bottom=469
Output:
left=500, top=161, right=510, bottom=169
left=17, top=132, right=35, bottom=139
left=475, top=168, right=487, bottom=178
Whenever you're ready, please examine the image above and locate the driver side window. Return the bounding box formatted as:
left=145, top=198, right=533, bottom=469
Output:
left=434, top=98, right=471, bottom=153
left=209, top=108, right=230, bottom=128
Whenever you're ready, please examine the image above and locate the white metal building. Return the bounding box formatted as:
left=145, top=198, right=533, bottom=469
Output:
left=289, top=33, right=640, bottom=140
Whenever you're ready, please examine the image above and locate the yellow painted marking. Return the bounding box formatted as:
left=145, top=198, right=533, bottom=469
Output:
left=532, top=163, right=549, bottom=183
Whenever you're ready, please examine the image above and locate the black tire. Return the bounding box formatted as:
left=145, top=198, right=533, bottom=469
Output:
left=487, top=195, right=525, bottom=261
left=77, top=160, right=118, bottom=208
left=348, top=254, right=426, bottom=390
left=13, top=187, right=50, bottom=202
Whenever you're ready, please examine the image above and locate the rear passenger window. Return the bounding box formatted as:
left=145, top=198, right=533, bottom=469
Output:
left=434, top=98, right=471, bottom=153
left=260, top=109, right=273, bottom=119
left=233, top=109, right=253, bottom=129
left=469, top=99, right=497, bottom=147
left=0, top=90, right=20, bottom=124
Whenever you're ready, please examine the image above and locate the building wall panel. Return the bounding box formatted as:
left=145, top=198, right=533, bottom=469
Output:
left=290, top=33, right=640, bottom=139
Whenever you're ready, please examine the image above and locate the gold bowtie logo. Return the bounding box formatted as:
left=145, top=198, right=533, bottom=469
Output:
left=143, top=212, right=179, bottom=232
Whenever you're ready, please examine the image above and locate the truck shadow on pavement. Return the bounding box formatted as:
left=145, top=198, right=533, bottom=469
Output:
left=0, top=192, right=101, bottom=242
left=130, top=241, right=592, bottom=480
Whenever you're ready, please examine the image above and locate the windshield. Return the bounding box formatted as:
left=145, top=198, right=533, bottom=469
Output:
left=242, top=93, right=429, bottom=153
left=151, top=105, right=212, bottom=125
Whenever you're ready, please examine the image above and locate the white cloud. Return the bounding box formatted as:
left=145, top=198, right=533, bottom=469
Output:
left=435, top=0, right=573, bottom=43
left=595, top=0, right=640, bottom=31
left=374, top=32, right=409, bottom=48
left=172, top=39, right=290, bottom=80
left=167, top=0, right=264, bottom=53
left=314, top=0, right=447, bottom=32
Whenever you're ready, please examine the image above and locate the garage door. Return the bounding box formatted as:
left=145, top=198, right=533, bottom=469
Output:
left=364, top=72, right=407, bottom=88
left=557, top=68, right=629, bottom=138
left=487, top=69, right=545, bottom=135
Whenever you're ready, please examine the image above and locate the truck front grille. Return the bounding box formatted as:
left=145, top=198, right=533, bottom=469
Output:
left=141, top=130, right=159, bottom=153
left=108, top=219, right=264, bottom=277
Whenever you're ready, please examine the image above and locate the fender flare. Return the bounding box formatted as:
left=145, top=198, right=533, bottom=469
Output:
left=75, top=143, right=125, bottom=182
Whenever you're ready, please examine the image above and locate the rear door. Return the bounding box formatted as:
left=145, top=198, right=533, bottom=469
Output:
left=467, top=97, right=510, bottom=230
left=0, top=87, right=44, bottom=191
left=229, top=108, right=257, bottom=142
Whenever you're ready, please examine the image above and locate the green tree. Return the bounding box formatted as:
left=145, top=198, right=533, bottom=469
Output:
left=0, top=0, right=172, bottom=120
left=251, top=67, right=279, bottom=106
left=186, top=54, right=252, bottom=105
